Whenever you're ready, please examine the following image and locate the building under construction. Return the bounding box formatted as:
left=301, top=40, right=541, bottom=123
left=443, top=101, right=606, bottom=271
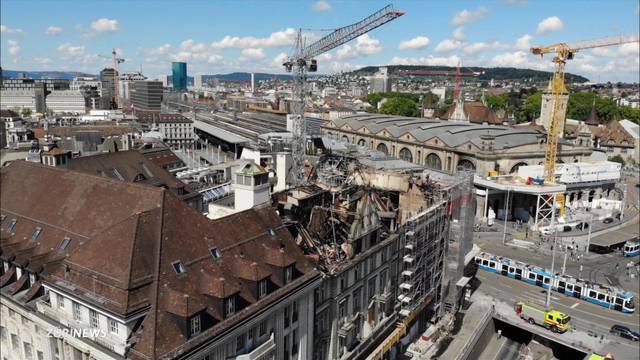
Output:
left=275, top=142, right=475, bottom=359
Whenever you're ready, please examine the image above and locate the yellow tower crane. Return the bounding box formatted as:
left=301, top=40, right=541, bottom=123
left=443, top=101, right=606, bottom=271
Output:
left=530, top=34, right=639, bottom=216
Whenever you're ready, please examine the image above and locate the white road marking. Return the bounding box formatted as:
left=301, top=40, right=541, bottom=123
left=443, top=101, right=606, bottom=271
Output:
left=570, top=302, right=580, bottom=309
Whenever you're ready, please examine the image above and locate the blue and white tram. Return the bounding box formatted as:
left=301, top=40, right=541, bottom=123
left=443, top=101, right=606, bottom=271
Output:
left=623, top=240, right=639, bottom=257
left=474, top=252, right=636, bottom=313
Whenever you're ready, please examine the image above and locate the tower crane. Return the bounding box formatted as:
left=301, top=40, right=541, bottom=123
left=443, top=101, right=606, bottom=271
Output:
left=98, top=48, right=125, bottom=109
left=283, top=4, right=404, bottom=184
left=530, top=34, right=639, bottom=218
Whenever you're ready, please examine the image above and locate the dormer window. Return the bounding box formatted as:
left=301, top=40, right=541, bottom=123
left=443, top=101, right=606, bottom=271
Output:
left=225, top=297, right=235, bottom=317
left=29, top=273, right=36, bottom=286
left=209, top=247, right=222, bottom=260
left=267, top=228, right=276, bottom=237
left=7, top=219, right=17, bottom=231
left=171, top=261, right=186, bottom=274
left=58, top=237, right=71, bottom=251
left=32, top=227, right=42, bottom=240
left=133, top=174, right=146, bottom=182
left=284, top=265, right=293, bottom=284
left=190, top=315, right=201, bottom=336
left=258, top=279, right=268, bottom=299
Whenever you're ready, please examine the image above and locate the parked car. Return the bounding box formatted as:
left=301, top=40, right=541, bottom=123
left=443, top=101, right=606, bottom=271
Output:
left=576, top=222, right=589, bottom=230
left=563, top=225, right=572, bottom=232
left=610, top=325, right=640, bottom=341
left=603, top=217, right=614, bottom=224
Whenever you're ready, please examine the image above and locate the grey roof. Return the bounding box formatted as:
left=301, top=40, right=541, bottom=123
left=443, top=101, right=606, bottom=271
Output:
left=329, top=114, right=546, bottom=150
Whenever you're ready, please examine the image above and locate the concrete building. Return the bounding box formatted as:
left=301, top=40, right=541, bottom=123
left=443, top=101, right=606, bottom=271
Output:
left=194, top=74, right=204, bottom=89
left=135, top=112, right=194, bottom=147
left=99, top=68, right=118, bottom=109
left=619, top=119, right=640, bottom=163
left=71, top=77, right=101, bottom=109
left=118, top=72, right=147, bottom=100
left=0, top=89, right=37, bottom=112
left=172, top=62, right=188, bottom=91
left=368, top=67, right=391, bottom=94
left=0, top=110, right=29, bottom=148
left=45, top=90, right=86, bottom=114
left=159, top=74, right=169, bottom=87
left=0, top=160, right=320, bottom=360
left=130, top=81, right=163, bottom=112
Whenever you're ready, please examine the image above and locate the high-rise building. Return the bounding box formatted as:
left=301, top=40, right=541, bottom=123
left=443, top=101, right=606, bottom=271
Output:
left=368, top=66, right=392, bottom=94
left=130, top=81, right=163, bottom=112
left=194, top=74, right=203, bottom=89
left=171, top=62, right=187, bottom=91
left=99, top=68, right=118, bottom=109
left=159, top=74, right=169, bottom=87
left=250, top=73, right=255, bottom=94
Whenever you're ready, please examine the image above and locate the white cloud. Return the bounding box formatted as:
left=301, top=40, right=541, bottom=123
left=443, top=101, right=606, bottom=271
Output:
left=33, top=57, right=52, bottom=64
left=149, top=43, right=172, bottom=55
left=451, top=6, right=487, bottom=25
left=435, top=39, right=463, bottom=53
left=536, top=16, right=563, bottom=34
left=240, top=48, right=266, bottom=60
left=0, top=25, right=23, bottom=34
left=311, top=0, right=331, bottom=12
left=502, top=0, right=527, bottom=4
left=590, top=43, right=639, bottom=57
left=207, top=54, right=223, bottom=64
left=398, top=36, right=431, bottom=51
left=463, top=41, right=507, bottom=54
left=180, top=39, right=207, bottom=52
left=57, top=43, right=86, bottom=57
left=7, top=40, right=21, bottom=55
left=272, top=52, right=289, bottom=68
left=90, top=18, right=119, bottom=32
left=390, top=55, right=462, bottom=66
left=45, top=26, right=62, bottom=36
left=453, top=27, right=465, bottom=41
left=211, top=28, right=297, bottom=48
left=515, top=34, right=533, bottom=50
left=335, top=34, right=382, bottom=59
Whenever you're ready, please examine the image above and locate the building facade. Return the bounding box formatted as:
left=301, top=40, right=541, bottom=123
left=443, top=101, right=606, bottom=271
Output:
left=135, top=112, right=194, bottom=147
left=99, top=68, right=118, bottom=109
left=45, top=90, right=86, bottom=114
left=172, top=62, right=188, bottom=91
left=130, top=81, right=163, bottom=112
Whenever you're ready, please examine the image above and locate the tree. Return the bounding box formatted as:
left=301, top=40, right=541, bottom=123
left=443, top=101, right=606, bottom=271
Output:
left=379, top=97, right=420, bottom=117
left=485, top=94, right=508, bottom=110
left=522, top=91, right=542, bottom=122
left=609, top=154, right=625, bottom=166
left=21, top=108, right=32, bottom=118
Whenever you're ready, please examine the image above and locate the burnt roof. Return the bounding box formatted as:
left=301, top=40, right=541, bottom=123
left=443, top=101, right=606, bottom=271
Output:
left=0, top=161, right=317, bottom=358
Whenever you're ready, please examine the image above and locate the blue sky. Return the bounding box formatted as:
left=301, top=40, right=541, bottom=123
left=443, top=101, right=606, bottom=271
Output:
left=1, top=0, right=639, bottom=82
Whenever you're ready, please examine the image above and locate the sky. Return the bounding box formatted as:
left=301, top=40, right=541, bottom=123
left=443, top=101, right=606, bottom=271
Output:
left=1, top=0, right=639, bottom=82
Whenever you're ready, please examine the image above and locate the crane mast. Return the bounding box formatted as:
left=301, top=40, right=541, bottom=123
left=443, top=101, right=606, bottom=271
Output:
left=283, top=4, right=403, bottom=185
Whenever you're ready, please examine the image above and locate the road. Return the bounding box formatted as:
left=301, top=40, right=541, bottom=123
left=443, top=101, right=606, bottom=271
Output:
left=475, top=270, right=640, bottom=358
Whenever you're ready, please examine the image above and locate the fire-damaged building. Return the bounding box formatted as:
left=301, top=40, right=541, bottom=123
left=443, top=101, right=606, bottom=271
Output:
left=274, top=144, right=475, bottom=360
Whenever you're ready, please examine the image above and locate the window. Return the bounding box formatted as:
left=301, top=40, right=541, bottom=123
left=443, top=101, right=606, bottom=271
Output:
left=528, top=273, right=535, bottom=280
left=236, top=333, right=246, bottom=352
left=353, top=288, right=361, bottom=313
left=368, top=276, right=377, bottom=300
left=225, top=297, right=235, bottom=317
left=338, top=298, right=347, bottom=319
left=109, top=319, right=118, bottom=334
left=482, top=260, right=489, bottom=266
left=37, top=351, right=44, bottom=360
left=292, top=328, right=299, bottom=356
left=292, top=301, right=298, bottom=323
left=259, top=321, right=267, bottom=336
left=209, top=247, right=222, bottom=260
left=381, top=248, right=387, bottom=263
left=284, top=306, right=290, bottom=328
left=340, top=275, right=346, bottom=292
left=597, top=293, right=605, bottom=301
left=29, top=273, right=36, bottom=286
left=24, top=342, right=33, bottom=359
left=589, top=291, right=596, bottom=298
left=284, top=266, right=293, bottom=284
left=58, top=295, right=65, bottom=309
left=73, top=302, right=81, bottom=321
left=379, top=269, right=388, bottom=292
left=58, top=237, right=71, bottom=251
left=31, top=227, right=42, bottom=240
left=258, top=279, right=268, bottom=298
left=7, top=219, right=17, bottom=231
left=190, top=315, right=201, bottom=335
left=90, top=309, right=98, bottom=328
left=171, top=261, right=186, bottom=274
left=11, top=334, right=19, bottom=350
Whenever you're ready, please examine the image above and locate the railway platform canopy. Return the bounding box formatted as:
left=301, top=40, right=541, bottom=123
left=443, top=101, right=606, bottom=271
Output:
left=193, top=119, right=250, bottom=144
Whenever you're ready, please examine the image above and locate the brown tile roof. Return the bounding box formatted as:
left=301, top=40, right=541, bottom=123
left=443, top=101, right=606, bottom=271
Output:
left=591, top=120, right=635, bottom=147
left=585, top=106, right=599, bottom=125
left=0, top=109, right=20, bottom=119
left=443, top=101, right=508, bottom=125
left=46, top=125, right=140, bottom=138
left=140, top=147, right=185, bottom=169
left=1, top=161, right=318, bottom=359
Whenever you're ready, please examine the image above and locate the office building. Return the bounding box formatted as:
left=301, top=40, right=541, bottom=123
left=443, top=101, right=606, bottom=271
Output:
left=159, top=74, right=169, bottom=87
left=45, top=90, right=86, bottom=114
left=71, top=77, right=102, bottom=109
left=118, top=72, right=147, bottom=100
left=99, top=68, right=118, bottom=109
left=130, top=81, right=163, bottom=112
left=0, top=90, right=37, bottom=112
left=135, top=112, right=194, bottom=147
left=172, top=62, right=187, bottom=91
left=194, top=74, right=204, bottom=89
left=368, top=67, right=391, bottom=94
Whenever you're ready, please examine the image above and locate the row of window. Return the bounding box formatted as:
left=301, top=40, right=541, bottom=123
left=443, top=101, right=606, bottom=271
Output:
left=0, top=217, right=71, bottom=251
left=340, top=245, right=393, bottom=293
left=53, top=292, right=119, bottom=335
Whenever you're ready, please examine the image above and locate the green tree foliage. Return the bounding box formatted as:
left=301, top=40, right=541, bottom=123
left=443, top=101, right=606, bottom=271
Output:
left=609, top=154, right=625, bottom=166
left=20, top=108, right=32, bottom=117
left=566, top=92, right=617, bottom=121
left=619, top=106, right=640, bottom=124
left=379, top=97, right=420, bottom=117
left=522, top=92, right=542, bottom=122
left=484, top=94, right=508, bottom=110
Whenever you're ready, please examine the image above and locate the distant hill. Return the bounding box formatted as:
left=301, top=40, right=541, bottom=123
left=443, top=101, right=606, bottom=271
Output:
left=1, top=70, right=95, bottom=80
left=201, top=72, right=293, bottom=82
left=352, top=65, right=590, bottom=83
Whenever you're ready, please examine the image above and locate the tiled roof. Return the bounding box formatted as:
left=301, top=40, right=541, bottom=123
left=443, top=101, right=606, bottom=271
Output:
left=443, top=101, right=508, bottom=125
left=0, top=161, right=317, bottom=359
left=136, top=112, right=192, bottom=124
left=0, top=109, right=20, bottom=119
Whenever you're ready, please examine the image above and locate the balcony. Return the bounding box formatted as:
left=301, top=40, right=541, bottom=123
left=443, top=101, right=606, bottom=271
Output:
left=234, top=334, right=276, bottom=360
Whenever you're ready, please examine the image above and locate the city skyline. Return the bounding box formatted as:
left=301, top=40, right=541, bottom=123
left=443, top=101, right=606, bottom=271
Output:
left=1, top=0, right=639, bottom=82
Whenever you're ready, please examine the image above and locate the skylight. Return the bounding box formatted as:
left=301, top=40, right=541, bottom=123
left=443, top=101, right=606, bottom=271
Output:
left=58, top=237, right=71, bottom=250
left=7, top=219, right=17, bottom=231
left=172, top=261, right=186, bottom=274
left=32, top=226, right=42, bottom=240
